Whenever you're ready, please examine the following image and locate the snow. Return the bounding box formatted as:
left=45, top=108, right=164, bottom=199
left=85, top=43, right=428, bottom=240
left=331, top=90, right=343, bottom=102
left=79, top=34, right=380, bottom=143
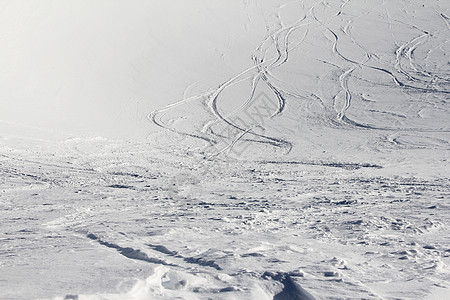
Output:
left=1, top=0, right=450, bottom=299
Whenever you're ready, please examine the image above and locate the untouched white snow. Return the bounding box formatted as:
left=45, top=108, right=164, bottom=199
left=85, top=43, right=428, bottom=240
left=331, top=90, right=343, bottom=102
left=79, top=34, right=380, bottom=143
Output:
left=1, top=0, right=450, bottom=299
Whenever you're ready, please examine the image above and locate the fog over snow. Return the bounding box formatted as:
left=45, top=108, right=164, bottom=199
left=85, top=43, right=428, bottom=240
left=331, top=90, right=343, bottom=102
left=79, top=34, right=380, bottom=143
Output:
left=1, top=1, right=450, bottom=300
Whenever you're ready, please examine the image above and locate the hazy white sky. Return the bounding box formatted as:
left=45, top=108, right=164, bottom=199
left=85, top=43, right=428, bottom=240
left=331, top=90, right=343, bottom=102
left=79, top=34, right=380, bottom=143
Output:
left=0, top=1, right=261, bottom=140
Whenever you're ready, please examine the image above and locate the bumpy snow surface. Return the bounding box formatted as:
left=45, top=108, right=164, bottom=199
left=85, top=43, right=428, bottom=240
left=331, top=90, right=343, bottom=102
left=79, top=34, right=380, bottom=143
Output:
left=1, top=1, right=450, bottom=299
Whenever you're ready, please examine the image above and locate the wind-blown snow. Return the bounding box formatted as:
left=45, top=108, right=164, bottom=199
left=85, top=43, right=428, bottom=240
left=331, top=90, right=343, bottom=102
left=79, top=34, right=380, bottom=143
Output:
left=1, top=0, right=449, bottom=299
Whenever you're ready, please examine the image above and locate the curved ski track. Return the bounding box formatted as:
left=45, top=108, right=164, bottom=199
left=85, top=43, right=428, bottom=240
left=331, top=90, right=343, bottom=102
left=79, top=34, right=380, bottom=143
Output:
left=148, top=0, right=450, bottom=155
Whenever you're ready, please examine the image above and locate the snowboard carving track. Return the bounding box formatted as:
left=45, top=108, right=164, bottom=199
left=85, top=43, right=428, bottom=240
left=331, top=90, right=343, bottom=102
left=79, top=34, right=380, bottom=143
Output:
left=149, top=0, right=450, bottom=156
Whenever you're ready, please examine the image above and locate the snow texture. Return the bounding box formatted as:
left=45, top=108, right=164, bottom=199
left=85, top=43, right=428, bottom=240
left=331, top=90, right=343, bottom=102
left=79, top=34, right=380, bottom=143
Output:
left=1, top=0, right=450, bottom=299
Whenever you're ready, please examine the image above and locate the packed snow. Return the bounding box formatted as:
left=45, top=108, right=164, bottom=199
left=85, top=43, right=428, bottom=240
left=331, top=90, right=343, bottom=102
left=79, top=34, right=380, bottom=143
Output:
left=1, top=1, right=449, bottom=299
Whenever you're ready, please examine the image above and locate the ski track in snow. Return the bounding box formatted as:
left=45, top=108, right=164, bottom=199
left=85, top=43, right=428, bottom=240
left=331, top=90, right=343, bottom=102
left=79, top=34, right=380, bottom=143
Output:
left=149, top=0, right=450, bottom=157
left=1, top=0, right=450, bottom=299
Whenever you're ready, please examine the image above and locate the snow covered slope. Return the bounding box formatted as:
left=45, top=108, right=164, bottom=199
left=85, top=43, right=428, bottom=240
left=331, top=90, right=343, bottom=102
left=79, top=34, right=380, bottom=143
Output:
left=1, top=1, right=450, bottom=299
left=149, top=0, right=450, bottom=175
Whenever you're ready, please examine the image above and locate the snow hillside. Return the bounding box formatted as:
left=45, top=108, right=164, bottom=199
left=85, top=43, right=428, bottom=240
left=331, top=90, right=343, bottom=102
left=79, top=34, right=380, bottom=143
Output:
left=1, top=0, right=450, bottom=299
